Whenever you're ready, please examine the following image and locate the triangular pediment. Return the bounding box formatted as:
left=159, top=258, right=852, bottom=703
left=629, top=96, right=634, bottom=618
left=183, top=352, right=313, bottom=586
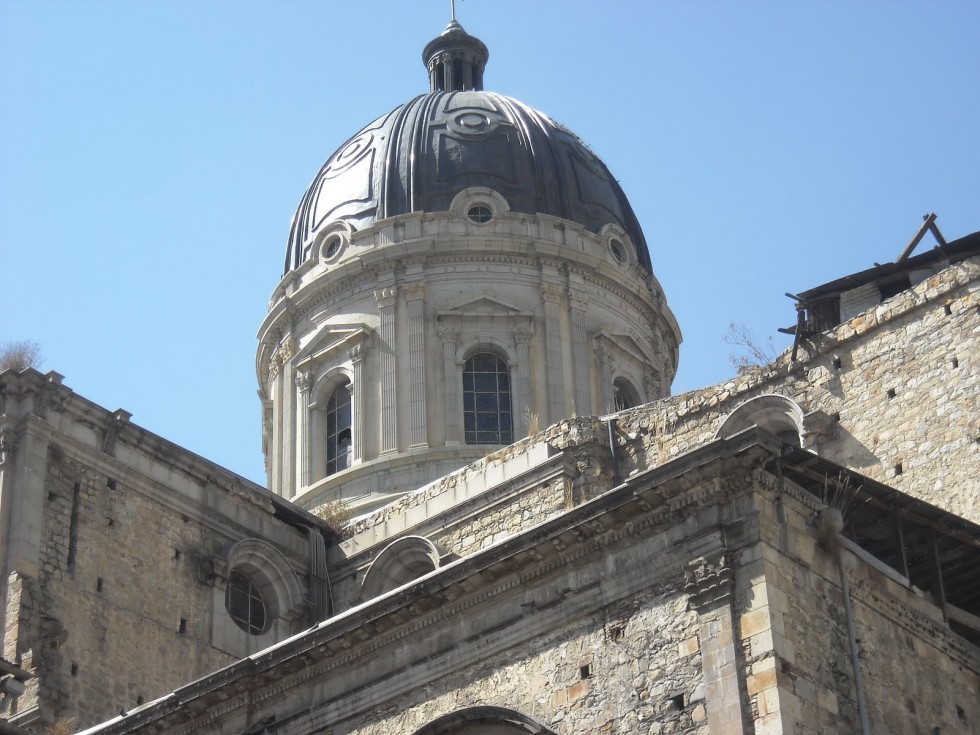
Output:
left=595, top=331, right=652, bottom=365
left=438, top=294, right=530, bottom=318
left=292, top=323, right=372, bottom=368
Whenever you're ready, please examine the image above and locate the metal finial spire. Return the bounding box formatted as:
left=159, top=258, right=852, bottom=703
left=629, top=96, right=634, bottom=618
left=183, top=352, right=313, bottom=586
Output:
left=451, top=0, right=456, bottom=22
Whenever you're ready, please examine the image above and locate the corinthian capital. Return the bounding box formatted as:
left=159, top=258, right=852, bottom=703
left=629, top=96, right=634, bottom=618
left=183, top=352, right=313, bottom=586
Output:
left=437, top=326, right=461, bottom=346
left=403, top=281, right=426, bottom=301
left=374, top=287, right=397, bottom=309
left=541, top=283, right=565, bottom=305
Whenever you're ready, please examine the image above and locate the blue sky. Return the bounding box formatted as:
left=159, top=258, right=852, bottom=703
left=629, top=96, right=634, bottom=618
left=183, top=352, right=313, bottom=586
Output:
left=3, top=1, right=978, bottom=485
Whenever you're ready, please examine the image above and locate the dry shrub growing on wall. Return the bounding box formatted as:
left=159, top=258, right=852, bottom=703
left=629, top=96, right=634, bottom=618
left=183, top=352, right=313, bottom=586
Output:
left=723, top=322, right=779, bottom=372
left=311, top=500, right=355, bottom=533
left=0, top=340, right=43, bottom=371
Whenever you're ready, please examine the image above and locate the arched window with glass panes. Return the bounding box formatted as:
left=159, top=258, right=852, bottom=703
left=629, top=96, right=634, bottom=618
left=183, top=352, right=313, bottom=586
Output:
left=462, top=352, right=513, bottom=445
left=325, top=379, right=352, bottom=476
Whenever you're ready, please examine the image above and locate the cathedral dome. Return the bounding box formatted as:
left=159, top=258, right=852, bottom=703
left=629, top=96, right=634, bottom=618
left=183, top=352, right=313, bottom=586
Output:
left=283, top=24, right=651, bottom=274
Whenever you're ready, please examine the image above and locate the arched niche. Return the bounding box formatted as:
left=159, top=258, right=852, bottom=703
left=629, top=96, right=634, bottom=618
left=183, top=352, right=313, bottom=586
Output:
left=716, top=394, right=805, bottom=446
left=361, top=535, right=441, bottom=600
left=411, top=706, right=558, bottom=735
left=222, top=538, right=306, bottom=622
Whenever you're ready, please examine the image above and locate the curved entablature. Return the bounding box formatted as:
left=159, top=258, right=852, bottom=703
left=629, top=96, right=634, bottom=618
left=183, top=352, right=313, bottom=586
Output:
left=361, top=535, right=441, bottom=600
left=411, top=706, right=558, bottom=735
left=716, top=394, right=805, bottom=447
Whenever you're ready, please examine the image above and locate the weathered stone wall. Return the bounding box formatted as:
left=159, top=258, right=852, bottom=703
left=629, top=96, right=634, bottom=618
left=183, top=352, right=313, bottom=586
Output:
left=742, top=471, right=980, bottom=735
left=330, top=434, right=611, bottom=611
left=327, top=257, right=979, bottom=598
left=27, top=454, right=236, bottom=728
left=341, top=589, right=704, bottom=735
left=616, top=255, right=980, bottom=523
left=0, top=371, right=320, bottom=732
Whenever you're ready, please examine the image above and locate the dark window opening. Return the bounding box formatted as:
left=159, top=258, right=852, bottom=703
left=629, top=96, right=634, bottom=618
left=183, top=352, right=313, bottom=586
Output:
left=879, top=275, right=911, bottom=301
left=463, top=353, right=513, bottom=445
left=579, top=664, right=592, bottom=679
left=613, top=378, right=640, bottom=412
left=226, top=570, right=266, bottom=635
left=324, top=236, right=342, bottom=259
left=609, top=238, right=626, bottom=263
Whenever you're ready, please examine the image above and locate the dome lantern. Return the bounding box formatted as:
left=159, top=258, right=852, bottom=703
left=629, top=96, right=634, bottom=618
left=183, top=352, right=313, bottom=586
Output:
left=422, top=19, right=489, bottom=92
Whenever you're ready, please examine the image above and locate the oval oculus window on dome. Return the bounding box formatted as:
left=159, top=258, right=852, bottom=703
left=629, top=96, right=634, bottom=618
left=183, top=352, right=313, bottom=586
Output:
left=609, top=238, right=627, bottom=264
left=323, top=235, right=344, bottom=260
left=467, top=204, right=493, bottom=224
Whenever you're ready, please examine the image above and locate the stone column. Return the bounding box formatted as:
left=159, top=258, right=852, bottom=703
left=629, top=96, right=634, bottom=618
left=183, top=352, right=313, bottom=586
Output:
left=683, top=545, right=747, bottom=735
left=542, top=283, right=566, bottom=424
left=569, top=290, right=590, bottom=417
left=279, top=336, right=297, bottom=496
left=439, top=326, right=462, bottom=445
left=513, top=326, right=534, bottom=436
left=405, top=282, right=428, bottom=448
left=348, top=343, right=366, bottom=464
left=295, top=369, right=312, bottom=490
left=267, top=351, right=283, bottom=495
left=596, top=343, right=614, bottom=414
left=375, top=287, right=398, bottom=454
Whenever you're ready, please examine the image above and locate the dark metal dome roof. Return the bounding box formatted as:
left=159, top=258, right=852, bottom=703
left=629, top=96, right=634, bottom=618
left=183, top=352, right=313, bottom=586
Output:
left=283, top=23, right=652, bottom=275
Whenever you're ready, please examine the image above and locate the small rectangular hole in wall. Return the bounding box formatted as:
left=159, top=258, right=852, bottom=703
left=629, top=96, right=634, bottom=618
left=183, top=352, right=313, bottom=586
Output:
left=71, top=663, right=78, bottom=677
left=579, top=664, right=592, bottom=679
left=894, top=462, right=903, bottom=476
left=670, top=693, right=685, bottom=711
left=886, top=388, right=897, bottom=399
left=832, top=356, right=842, bottom=370
left=136, top=696, right=144, bottom=706
left=174, top=549, right=182, bottom=560
left=106, top=478, right=116, bottom=490
left=951, top=357, right=959, bottom=369
left=107, top=518, right=114, bottom=527
left=943, top=303, right=953, bottom=316
left=47, top=491, right=56, bottom=501
left=178, top=618, right=187, bottom=635
left=96, top=577, right=103, bottom=592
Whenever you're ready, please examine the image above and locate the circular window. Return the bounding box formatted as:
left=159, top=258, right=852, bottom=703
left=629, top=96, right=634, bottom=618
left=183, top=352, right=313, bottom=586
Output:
left=609, top=238, right=627, bottom=264
left=467, top=204, right=493, bottom=224
left=323, top=236, right=343, bottom=260
left=226, top=569, right=267, bottom=635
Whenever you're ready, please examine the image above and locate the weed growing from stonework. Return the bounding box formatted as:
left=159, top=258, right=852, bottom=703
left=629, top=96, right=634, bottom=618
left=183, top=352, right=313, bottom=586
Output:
left=0, top=339, right=43, bottom=371
left=311, top=499, right=355, bottom=532
left=723, top=322, right=779, bottom=372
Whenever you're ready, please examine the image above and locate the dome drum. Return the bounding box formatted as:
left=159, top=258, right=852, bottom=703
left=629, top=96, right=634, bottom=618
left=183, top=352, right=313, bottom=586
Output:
left=262, top=21, right=680, bottom=507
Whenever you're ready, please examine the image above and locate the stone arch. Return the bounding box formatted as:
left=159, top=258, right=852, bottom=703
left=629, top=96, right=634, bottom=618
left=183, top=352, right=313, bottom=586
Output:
left=223, top=538, right=305, bottom=624
left=411, top=706, right=558, bottom=735
left=460, top=347, right=515, bottom=445
left=361, top=535, right=441, bottom=600
left=716, top=394, right=805, bottom=446
left=612, top=374, right=642, bottom=411
left=309, top=367, right=354, bottom=481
